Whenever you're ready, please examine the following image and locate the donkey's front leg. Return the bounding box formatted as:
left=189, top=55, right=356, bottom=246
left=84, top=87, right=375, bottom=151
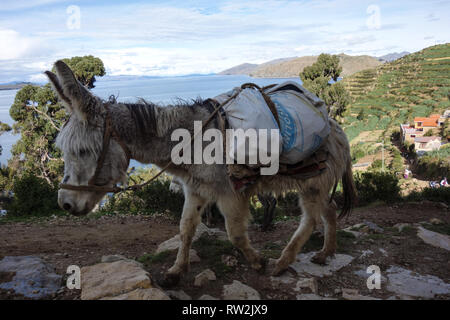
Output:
left=165, top=192, right=207, bottom=285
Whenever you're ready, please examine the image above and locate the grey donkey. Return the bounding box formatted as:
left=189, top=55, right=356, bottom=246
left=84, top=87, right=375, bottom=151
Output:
left=46, top=61, right=357, bottom=283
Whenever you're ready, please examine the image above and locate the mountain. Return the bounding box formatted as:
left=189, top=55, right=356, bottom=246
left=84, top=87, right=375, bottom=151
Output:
left=377, top=51, right=410, bottom=62
left=219, top=63, right=259, bottom=75
left=341, top=43, right=450, bottom=143
left=219, top=54, right=382, bottom=78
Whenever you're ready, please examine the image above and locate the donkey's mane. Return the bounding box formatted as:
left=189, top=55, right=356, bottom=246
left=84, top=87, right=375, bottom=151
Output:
left=56, top=96, right=209, bottom=158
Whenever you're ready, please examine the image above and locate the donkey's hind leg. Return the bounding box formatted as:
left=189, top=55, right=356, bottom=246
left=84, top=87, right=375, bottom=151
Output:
left=217, top=195, right=263, bottom=270
left=165, top=192, right=207, bottom=285
left=310, top=201, right=337, bottom=265
left=272, top=192, right=323, bottom=275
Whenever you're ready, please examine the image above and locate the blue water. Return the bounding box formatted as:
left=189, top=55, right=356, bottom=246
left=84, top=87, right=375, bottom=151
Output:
left=0, top=75, right=300, bottom=166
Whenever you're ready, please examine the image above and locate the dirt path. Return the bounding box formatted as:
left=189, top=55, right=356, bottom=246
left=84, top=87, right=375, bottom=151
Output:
left=0, top=202, right=449, bottom=300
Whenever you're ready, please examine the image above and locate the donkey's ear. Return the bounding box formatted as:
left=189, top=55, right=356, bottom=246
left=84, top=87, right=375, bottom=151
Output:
left=45, top=60, right=94, bottom=121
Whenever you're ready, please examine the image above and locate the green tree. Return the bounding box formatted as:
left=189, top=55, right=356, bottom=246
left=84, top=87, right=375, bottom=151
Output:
left=58, top=55, right=105, bottom=89
left=8, top=56, right=105, bottom=185
left=300, top=53, right=349, bottom=119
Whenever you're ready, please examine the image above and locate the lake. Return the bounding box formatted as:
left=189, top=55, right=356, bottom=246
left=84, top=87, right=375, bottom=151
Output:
left=0, top=74, right=300, bottom=166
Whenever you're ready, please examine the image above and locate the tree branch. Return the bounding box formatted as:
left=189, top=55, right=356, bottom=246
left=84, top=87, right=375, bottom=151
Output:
left=29, top=104, right=61, bottom=132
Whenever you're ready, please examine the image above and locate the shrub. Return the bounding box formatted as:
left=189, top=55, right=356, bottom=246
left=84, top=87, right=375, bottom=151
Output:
left=101, top=168, right=185, bottom=217
left=354, top=171, right=400, bottom=205
left=6, top=174, right=61, bottom=217
left=405, top=187, right=450, bottom=204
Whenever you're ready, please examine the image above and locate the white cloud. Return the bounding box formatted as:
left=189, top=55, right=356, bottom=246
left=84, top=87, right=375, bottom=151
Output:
left=0, top=29, right=42, bottom=60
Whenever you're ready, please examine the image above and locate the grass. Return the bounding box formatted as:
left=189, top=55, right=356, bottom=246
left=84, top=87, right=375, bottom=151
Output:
left=137, top=251, right=172, bottom=265
left=192, top=234, right=237, bottom=277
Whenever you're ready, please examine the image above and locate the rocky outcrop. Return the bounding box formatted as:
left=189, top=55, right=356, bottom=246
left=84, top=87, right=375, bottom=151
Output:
left=194, top=269, right=216, bottom=287
left=156, top=223, right=228, bottom=254
left=289, top=252, right=354, bottom=277
left=81, top=256, right=169, bottom=300
left=0, top=256, right=62, bottom=299
left=223, top=280, right=261, bottom=300
left=417, top=226, right=450, bottom=251
left=386, top=266, right=450, bottom=298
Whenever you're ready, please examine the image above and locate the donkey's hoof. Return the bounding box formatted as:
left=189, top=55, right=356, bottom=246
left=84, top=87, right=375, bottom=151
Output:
left=252, top=257, right=267, bottom=274
left=310, top=253, right=327, bottom=265
left=270, top=260, right=289, bottom=276
left=161, top=272, right=181, bottom=287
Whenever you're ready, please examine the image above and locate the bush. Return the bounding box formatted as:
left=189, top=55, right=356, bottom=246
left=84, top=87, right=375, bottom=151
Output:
left=6, top=174, right=61, bottom=217
left=405, top=187, right=450, bottom=204
left=354, top=171, right=400, bottom=205
left=101, top=169, right=185, bottom=217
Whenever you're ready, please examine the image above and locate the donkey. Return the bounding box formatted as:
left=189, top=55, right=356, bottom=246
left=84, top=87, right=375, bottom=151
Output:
left=46, top=60, right=357, bottom=283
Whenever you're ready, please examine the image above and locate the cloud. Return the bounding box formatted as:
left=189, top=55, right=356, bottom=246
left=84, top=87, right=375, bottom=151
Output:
left=0, top=29, right=42, bottom=60
left=0, top=0, right=449, bottom=82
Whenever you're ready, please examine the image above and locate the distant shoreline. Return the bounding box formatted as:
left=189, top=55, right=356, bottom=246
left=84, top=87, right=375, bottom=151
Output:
left=0, top=83, right=33, bottom=91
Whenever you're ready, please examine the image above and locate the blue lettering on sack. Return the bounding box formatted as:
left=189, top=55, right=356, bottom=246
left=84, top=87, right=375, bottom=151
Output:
left=273, top=99, right=297, bottom=152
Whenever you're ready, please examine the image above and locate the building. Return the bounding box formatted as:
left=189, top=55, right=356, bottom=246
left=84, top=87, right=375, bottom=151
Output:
left=414, top=136, right=441, bottom=152
left=400, top=124, right=423, bottom=143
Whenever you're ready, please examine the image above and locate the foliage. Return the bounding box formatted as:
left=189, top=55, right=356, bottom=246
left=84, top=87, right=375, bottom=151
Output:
left=354, top=171, right=400, bottom=205
left=58, top=56, right=105, bottom=89
left=100, top=168, right=185, bottom=216
left=8, top=56, right=105, bottom=186
left=6, top=174, right=61, bottom=217
left=300, top=53, right=350, bottom=119
left=342, top=43, right=450, bottom=145
left=423, top=129, right=434, bottom=137
left=405, top=187, right=450, bottom=204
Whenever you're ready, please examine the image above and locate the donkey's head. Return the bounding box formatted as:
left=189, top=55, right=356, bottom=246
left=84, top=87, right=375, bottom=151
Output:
left=46, top=61, right=129, bottom=215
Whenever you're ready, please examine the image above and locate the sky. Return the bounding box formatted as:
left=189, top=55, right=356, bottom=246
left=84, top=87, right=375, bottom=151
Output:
left=0, top=0, right=449, bottom=83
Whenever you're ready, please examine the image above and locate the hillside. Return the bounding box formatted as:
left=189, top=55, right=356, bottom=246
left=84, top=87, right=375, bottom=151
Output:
left=218, top=63, right=259, bottom=75
left=341, top=43, right=450, bottom=144
left=219, top=54, right=382, bottom=78
left=377, top=51, right=410, bottom=62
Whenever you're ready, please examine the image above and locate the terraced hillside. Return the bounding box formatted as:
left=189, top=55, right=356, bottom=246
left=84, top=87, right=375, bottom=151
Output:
left=342, top=43, right=450, bottom=144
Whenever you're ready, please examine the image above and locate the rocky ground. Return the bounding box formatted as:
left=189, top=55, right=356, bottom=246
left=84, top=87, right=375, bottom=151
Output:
left=0, top=201, right=449, bottom=300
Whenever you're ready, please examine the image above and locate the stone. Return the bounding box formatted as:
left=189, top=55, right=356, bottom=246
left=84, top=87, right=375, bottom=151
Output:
left=194, top=269, right=216, bottom=287
left=363, top=221, right=384, bottom=233
left=296, top=294, right=336, bottom=300
left=289, top=252, right=354, bottom=277
left=199, top=294, right=219, bottom=300
left=101, top=254, right=131, bottom=263
left=438, top=202, right=448, bottom=209
left=393, top=223, right=411, bottom=232
left=102, top=288, right=170, bottom=300
left=223, top=280, right=261, bottom=300
left=189, top=249, right=201, bottom=263
left=294, top=277, right=318, bottom=294
left=386, top=266, right=450, bottom=298
left=417, top=226, right=450, bottom=251
left=341, top=227, right=362, bottom=238
left=270, top=274, right=297, bottom=287
left=359, top=250, right=374, bottom=259
left=156, top=223, right=213, bottom=253
left=341, top=288, right=380, bottom=300
left=429, top=218, right=444, bottom=225
left=221, top=255, right=238, bottom=267
left=378, top=248, right=388, bottom=257
left=81, top=260, right=152, bottom=300
left=166, top=290, right=192, bottom=300
left=0, top=256, right=62, bottom=299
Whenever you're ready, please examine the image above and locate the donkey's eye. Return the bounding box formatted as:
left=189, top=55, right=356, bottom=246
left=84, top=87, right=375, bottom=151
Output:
left=79, top=149, right=89, bottom=157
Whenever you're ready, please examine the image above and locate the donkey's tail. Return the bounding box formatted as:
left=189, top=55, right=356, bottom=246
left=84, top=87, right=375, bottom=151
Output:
left=338, top=159, right=357, bottom=219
